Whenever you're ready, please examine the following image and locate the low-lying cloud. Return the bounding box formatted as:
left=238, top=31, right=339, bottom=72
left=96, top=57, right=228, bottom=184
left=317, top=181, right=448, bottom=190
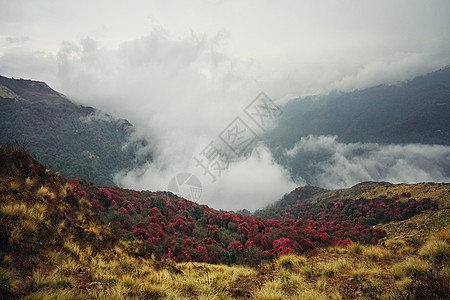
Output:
left=1, top=2, right=450, bottom=211
left=116, top=143, right=298, bottom=212
left=285, top=135, right=450, bottom=189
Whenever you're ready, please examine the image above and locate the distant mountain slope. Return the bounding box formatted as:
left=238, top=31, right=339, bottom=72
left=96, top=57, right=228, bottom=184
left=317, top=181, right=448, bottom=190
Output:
left=0, top=75, right=150, bottom=186
left=255, top=181, right=450, bottom=235
left=267, top=67, right=450, bottom=148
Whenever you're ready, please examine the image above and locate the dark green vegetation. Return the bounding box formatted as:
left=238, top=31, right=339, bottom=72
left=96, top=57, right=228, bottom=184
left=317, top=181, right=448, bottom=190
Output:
left=0, top=75, right=151, bottom=186
left=264, top=67, right=450, bottom=185
left=267, top=67, right=450, bottom=148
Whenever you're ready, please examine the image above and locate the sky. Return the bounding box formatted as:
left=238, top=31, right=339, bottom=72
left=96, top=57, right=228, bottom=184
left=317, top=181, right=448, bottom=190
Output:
left=1, top=0, right=450, bottom=211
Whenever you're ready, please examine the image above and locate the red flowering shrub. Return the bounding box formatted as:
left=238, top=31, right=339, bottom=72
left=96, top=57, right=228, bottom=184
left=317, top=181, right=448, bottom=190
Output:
left=197, top=246, right=208, bottom=262
left=118, top=207, right=128, bottom=214
left=227, top=240, right=244, bottom=252
left=73, top=181, right=437, bottom=264
left=244, top=239, right=254, bottom=248
left=162, top=248, right=177, bottom=262
left=332, top=238, right=352, bottom=248
left=273, top=238, right=294, bottom=255
left=185, top=238, right=194, bottom=247
left=181, top=250, right=192, bottom=262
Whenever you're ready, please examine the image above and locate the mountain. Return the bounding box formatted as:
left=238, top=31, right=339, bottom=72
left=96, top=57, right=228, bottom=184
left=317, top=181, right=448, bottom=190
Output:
left=267, top=67, right=450, bottom=148
left=263, top=67, right=450, bottom=186
left=1, top=145, right=449, bottom=299
left=0, top=75, right=151, bottom=186
left=255, top=181, right=450, bottom=244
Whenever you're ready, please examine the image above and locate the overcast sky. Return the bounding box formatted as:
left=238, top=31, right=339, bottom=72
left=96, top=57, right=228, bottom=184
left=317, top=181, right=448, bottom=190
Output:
left=1, top=1, right=450, bottom=210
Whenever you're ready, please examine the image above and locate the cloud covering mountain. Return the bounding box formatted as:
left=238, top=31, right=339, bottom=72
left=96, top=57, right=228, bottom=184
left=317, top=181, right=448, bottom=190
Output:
left=1, top=1, right=450, bottom=210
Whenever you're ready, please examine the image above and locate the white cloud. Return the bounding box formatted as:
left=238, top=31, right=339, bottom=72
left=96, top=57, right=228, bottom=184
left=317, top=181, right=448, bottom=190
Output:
left=116, top=144, right=297, bottom=211
left=286, top=135, right=450, bottom=189
left=1, top=1, right=450, bottom=210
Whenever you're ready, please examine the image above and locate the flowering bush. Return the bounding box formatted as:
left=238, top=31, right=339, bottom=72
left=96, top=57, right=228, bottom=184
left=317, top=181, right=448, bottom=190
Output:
left=227, top=240, right=244, bottom=252
left=197, top=246, right=208, bottom=262
left=72, top=180, right=438, bottom=264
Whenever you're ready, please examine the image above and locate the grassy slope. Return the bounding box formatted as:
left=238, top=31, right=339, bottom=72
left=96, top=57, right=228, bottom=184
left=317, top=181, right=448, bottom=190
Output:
left=357, top=182, right=450, bottom=246
left=0, top=146, right=449, bottom=299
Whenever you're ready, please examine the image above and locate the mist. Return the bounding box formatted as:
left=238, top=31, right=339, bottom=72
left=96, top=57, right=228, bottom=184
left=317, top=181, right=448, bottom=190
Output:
left=1, top=1, right=450, bottom=210
left=285, top=135, right=450, bottom=190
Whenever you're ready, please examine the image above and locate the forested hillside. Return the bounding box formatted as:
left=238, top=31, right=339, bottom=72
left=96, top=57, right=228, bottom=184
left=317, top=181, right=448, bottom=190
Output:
left=0, top=76, right=150, bottom=186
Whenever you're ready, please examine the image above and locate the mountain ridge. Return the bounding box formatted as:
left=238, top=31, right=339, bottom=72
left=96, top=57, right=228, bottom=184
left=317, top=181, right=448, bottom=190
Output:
left=256, top=181, right=450, bottom=220
left=0, top=75, right=151, bottom=186
left=267, top=67, right=450, bottom=147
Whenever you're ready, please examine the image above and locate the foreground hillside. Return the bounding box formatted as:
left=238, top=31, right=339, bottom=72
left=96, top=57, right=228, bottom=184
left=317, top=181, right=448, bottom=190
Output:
left=0, top=75, right=150, bottom=186
left=0, top=146, right=449, bottom=299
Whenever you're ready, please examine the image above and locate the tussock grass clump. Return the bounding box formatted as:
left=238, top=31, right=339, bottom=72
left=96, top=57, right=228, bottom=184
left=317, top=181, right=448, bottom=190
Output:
left=419, top=229, right=450, bottom=263
left=36, top=186, right=56, bottom=200
left=24, top=288, right=82, bottom=300
left=362, top=280, right=382, bottom=298
left=363, top=245, right=391, bottom=260
left=31, top=203, right=46, bottom=222
left=18, top=219, right=38, bottom=234
left=1, top=203, right=29, bottom=218
left=63, top=239, right=82, bottom=259
left=85, top=222, right=103, bottom=241
left=209, top=263, right=256, bottom=290
left=278, top=270, right=306, bottom=293
left=8, top=181, right=20, bottom=192
left=141, top=281, right=167, bottom=299
left=391, top=257, right=429, bottom=280
left=0, top=268, right=17, bottom=294
left=78, top=197, right=92, bottom=207
left=31, top=269, right=75, bottom=291
left=385, top=238, right=406, bottom=251
left=347, top=242, right=364, bottom=254
left=296, top=289, right=328, bottom=300
left=419, top=240, right=449, bottom=263
left=332, top=246, right=348, bottom=254
left=24, top=177, right=34, bottom=189
left=59, top=183, right=73, bottom=198
left=252, top=279, right=285, bottom=300
left=432, top=229, right=450, bottom=243
left=57, top=258, right=79, bottom=276
left=351, top=262, right=383, bottom=280
left=1, top=203, right=45, bottom=222
left=317, top=259, right=349, bottom=277
left=276, top=254, right=307, bottom=271
left=300, top=264, right=313, bottom=278
left=395, top=276, right=413, bottom=292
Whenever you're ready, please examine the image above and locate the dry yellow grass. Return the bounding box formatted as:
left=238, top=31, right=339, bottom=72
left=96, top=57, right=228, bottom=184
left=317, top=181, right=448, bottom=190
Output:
left=252, top=279, right=285, bottom=300
left=13, top=230, right=448, bottom=300
left=347, top=242, right=364, bottom=254
left=8, top=181, right=20, bottom=192
left=363, top=245, right=392, bottom=260
left=317, top=258, right=349, bottom=277
left=357, top=182, right=450, bottom=208
left=384, top=238, right=406, bottom=251
left=419, top=240, right=449, bottom=263
left=36, top=186, right=56, bottom=200
left=1, top=203, right=45, bottom=222
left=24, top=177, right=34, bottom=188
left=391, top=257, right=429, bottom=279
left=276, top=254, right=307, bottom=271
